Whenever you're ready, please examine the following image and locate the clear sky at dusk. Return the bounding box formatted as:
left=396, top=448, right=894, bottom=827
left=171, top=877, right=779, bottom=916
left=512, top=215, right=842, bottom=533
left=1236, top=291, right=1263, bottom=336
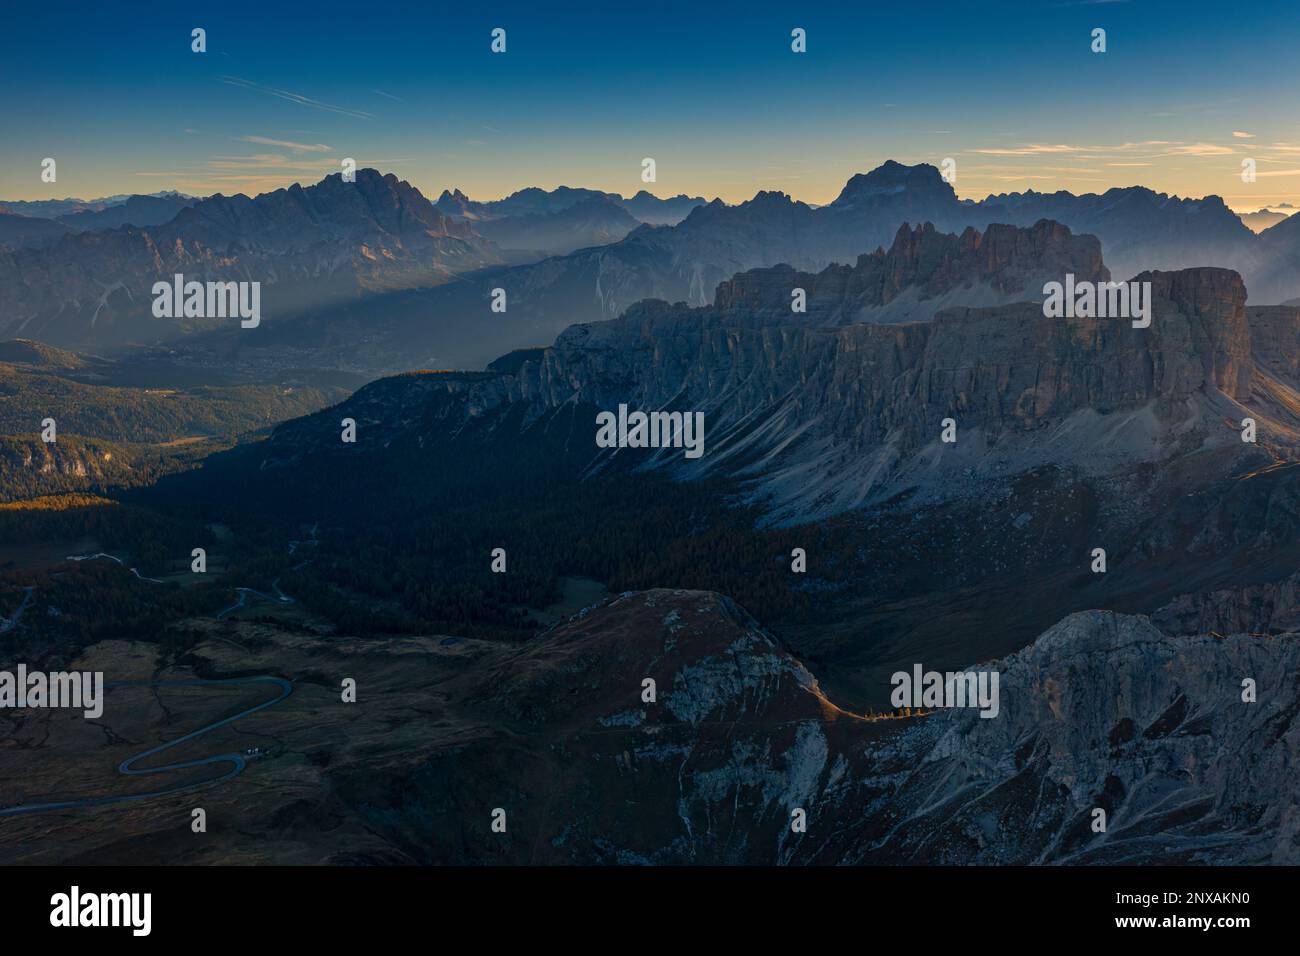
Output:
left=2, top=0, right=1298, bottom=210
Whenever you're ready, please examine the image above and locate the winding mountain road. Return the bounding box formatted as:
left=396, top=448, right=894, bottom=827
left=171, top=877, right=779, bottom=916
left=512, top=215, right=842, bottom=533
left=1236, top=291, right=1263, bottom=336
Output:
left=0, top=676, right=293, bottom=818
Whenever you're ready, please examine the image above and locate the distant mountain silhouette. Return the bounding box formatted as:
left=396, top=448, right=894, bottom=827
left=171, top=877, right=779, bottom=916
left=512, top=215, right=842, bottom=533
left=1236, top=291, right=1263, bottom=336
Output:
left=0, top=170, right=500, bottom=348
left=0, top=192, right=198, bottom=249
left=474, top=195, right=643, bottom=257
left=54, top=193, right=198, bottom=232
left=6, top=162, right=1300, bottom=368
left=437, top=184, right=706, bottom=226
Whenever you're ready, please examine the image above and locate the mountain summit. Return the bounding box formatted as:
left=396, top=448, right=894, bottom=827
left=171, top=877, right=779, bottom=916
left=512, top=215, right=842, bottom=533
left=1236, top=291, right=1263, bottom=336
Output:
left=831, top=159, right=956, bottom=207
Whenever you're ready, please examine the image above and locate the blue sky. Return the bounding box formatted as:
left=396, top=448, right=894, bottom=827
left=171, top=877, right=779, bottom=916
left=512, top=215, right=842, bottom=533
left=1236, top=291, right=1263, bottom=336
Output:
left=2, top=0, right=1298, bottom=209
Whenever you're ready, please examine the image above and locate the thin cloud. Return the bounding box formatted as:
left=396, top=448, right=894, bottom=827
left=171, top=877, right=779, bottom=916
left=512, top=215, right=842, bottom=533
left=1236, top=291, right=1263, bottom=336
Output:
left=970, top=144, right=1084, bottom=156
left=1233, top=131, right=1255, bottom=138
left=1167, top=143, right=1235, bottom=155
left=220, top=76, right=373, bottom=120
left=970, top=141, right=1178, bottom=157
left=371, top=89, right=403, bottom=101
left=208, top=153, right=338, bottom=172
left=241, top=135, right=333, bottom=152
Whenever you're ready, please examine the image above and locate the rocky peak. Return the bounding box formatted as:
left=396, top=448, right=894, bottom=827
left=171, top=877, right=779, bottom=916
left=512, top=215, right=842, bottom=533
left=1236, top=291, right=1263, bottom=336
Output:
left=711, top=219, right=1108, bottom=321
left=831, top=160, right=955, bottom=207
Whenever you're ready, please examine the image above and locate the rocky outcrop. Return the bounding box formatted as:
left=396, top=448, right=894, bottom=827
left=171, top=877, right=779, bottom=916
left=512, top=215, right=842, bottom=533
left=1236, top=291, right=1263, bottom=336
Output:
left=1153, top=573, right=1300, bottom=636
left=317, top=585, right=1300, bottom=864
left=711, top=220, right=1108, bottom=324
left=0, top=435, right=133, bottom=499
left=846, top=604, right=1300, bottom=864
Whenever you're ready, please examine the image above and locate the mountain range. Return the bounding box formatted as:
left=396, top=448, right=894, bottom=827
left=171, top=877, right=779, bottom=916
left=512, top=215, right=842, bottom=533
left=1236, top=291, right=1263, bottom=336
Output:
left=162, top=216, right=1300, bottom=703
left=435, top=184, right=706, bottom=226
left=199, top=160, right=1300, bottom=371
left=201, top=234, right=1293, bottom=546
left=7, top=166, right=1300, bottom=868
left=5, top=162, right=1300, bottom=372
left=0, top=192, right=198, bottom=247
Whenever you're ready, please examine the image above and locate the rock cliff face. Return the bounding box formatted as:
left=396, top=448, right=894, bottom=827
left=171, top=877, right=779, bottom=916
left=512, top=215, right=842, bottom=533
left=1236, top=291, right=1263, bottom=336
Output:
left=492, top=263, right=1267, bottom=521
left=844, top=602, right=1300, bottom=865
left=0, top=435, right=134, bottom=496
left=1247, top=306, right=1300, bottom=381
left=1153, top=574, right=1300, bottom=636
left=242, top=236, right=1283, bottom=524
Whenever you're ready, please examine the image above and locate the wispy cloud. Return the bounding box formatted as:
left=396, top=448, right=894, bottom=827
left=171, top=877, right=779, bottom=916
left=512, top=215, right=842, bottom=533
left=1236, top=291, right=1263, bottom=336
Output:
left=240, top=135, right=333, bottom=152
left=208, top=153, right=338, bottom=171
left=220, top=76, right=373, bottom=120
left=970, top=141, right=1179, bottom=157
left=371, top=89, right=402, bottom=102
left=1233, top=131, right=1255, bottom=139
left=1167, top=143, right=1236, bottom=155
left=970, top=144, right=1084, bottom=156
